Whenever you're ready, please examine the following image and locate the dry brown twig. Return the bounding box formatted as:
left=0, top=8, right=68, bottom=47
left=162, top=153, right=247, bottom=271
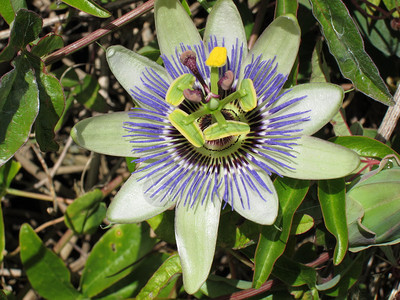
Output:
left=376, top=84, right=400, bottom=143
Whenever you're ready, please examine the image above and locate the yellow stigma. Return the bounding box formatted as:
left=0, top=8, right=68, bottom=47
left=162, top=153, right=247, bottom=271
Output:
left=205, top=47, right=227, bottom=67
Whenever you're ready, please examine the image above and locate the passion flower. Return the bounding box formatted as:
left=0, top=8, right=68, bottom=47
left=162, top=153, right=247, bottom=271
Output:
left=71, top=0, right=359, bottom=293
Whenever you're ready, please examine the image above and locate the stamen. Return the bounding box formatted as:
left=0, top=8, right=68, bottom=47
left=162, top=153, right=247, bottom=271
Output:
left=168, top=109, right=205, bottom=148
left=238, top=79, right=257, bottom=112
left=166, top=73, right=196, bottom=106
left=219, top=70, right=234, bottom=91
left=180, top=50, right=210, bottom=94
left=204, top=120, right=250, bottom=140
left=183, top=89, right=203, bottom=103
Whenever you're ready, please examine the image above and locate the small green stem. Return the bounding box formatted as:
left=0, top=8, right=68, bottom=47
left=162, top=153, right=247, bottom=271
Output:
left=197, top=0, right=212, bottom=13
left=218, top=89, right=247, bottom=108
left=210, top=67, right=219, bottom=95
left=184, top=106, right=210, bottom=124
left=214, top=110, right=227, bottom=127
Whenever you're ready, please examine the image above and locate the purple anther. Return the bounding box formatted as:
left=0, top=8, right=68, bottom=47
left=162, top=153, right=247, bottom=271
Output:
left=180, top=50, right=210, bottom=94
left=183, top=89, right=203, bottom=103
left=218, top=70, right=234, bottom=91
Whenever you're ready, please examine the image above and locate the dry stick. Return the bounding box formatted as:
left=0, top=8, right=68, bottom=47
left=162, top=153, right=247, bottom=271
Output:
left=376, top=84, right=400, bottom=143
left=31, top=145, right=58, bottom=212
left=35, top=216, right=65, bottom=233
left=6, top=188, right=74, bottom=204
left=7, top=216, right=65, bottom=257
left=7, top=172, right=129, bottom=258
left=43, top=0, right=155, bottom=66
left=34, top=136, right=74, bottom=189
left=101, top=171, right=130, bottom=197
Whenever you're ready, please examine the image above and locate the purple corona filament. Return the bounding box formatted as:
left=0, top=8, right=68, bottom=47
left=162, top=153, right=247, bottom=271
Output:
left=124, top=38, right=310, bottom=210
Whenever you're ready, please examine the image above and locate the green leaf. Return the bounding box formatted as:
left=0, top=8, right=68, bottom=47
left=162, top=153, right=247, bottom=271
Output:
left=201, top=275, right=252, bottom=298
left=137, top=44, right=161, bottom=62
left=74, top=75, right=109, bottom=113
left=330, top=136, right=400, bottom=159
left=94, top=252, right=166, bottom=299
left=0, top=0, right=16, bottom=24
left=146, top=210, right=176, bottom=244
left=275, top=0, right=298, bottom=17
left=31, top=33, right=64, bottom=57
left=318, top=179, right=348, bottom=265
left=0, top=159, right=20, bottom=197
left=80, top=223, right=156, bottom=297
left=319, top=254, right=364, bottom=297
left=217, top=211, right=258, bottom=249
left=272, top=255, right=316, bottom=288
left=19, top=224, right=83, bottom=299
left=310, top=38, right=331, bottom=83
left=0, top=160, right=19, bottom=262
left=34, top=61, right=65, bottom=152
left=11, top=0, right=27, bottom=12
left=52, top=65, right=80, bottom=88
left=309, top=0, right=393, bottom=105
left=136, top=254, right=181, bottom=300
left=253, top=177, right=309, bottom=288
left=331, top=109, right=351, bottom=136
left=65, top=189, right=106, bottom=234
left=0, top=0, right=27, bottom=24
left=125, top=157, right=136, bottom=173
left=291, top=213, right=314, bottom=235
left=382, top=0, right=399, bottom=17
left=353, top=9, right=400, bottom=58
left=62, top=0, right=111, bottom=18
left=347, top=167, right=400, bottom=251
left=0, top=55, right=39, bottom=167
left=0, top=9, right=42, bottom=62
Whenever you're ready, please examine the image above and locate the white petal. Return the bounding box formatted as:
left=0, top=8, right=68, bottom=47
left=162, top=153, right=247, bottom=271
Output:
left=242, top=15, right=300, bottom=78
left=204, top=0, right=248, bottom=59
left=154, top=0, right=202, bottom=57
left=270, top=83, right=344, bottom=135
left=71, top=112, right=133, bottom=157
left=231, top=170, right=278, bottom=225
left=175, top=200, right=222, bottom=294
left=263, top=136, right=360, bottom=180
left=107, top=172, right=171, bottom=223
left=106, top=45, right=169, bottom=105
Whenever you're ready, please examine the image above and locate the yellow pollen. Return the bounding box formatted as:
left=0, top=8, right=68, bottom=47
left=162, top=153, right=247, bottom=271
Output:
left=205, top=47, right=227, bottom=67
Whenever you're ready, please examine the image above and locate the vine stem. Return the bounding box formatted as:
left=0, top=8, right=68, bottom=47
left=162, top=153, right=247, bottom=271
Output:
left=43, top=0, right=155, bottom=66
left=212, top=252, right=331, bottom=300
left=376, top=83, right=400, bottom=143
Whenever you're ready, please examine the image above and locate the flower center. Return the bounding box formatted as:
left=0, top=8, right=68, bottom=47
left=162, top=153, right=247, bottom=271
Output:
left=166, top=47, right=257, bottom=148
